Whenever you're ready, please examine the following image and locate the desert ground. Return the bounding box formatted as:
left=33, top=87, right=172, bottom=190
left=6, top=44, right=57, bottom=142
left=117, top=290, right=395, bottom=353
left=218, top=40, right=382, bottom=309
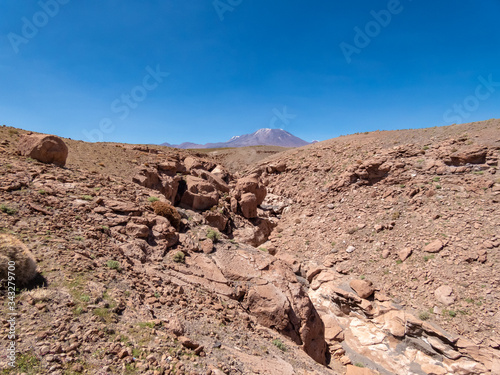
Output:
left=0, top=119, right=499, bottom=375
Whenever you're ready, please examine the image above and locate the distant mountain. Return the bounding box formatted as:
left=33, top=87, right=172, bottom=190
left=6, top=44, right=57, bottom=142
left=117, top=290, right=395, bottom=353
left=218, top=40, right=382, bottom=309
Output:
left=161, top=128, right=310, bottom=149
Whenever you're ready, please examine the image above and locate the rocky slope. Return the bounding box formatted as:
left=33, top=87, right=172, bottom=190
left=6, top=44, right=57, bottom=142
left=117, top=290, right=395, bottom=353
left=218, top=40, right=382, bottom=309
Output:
left=250, top=119, right=500, bottom=374
left=0, top=119, right=499, bottom=375
left=0, top=127, right=339, bottom=375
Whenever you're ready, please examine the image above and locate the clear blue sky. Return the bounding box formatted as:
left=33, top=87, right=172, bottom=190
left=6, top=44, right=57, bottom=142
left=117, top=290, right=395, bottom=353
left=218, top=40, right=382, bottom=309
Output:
left=1, top=1, right=499, bottom=144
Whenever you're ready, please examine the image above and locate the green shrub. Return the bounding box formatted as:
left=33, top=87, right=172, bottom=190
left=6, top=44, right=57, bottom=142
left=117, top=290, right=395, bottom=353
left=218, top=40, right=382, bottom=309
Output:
left=173, top=251, right=185, bottom=263
left=419, top=311, right=430, bottom=321
left=443, top=309, right=456, bottom=318
left=207, top=229, right=221, bottom=243
left=148, top=196, right=160, bottom=203
left=106, top=260, right=120, bottom=270
left=15, top=352, right=41, bottom=373
left=82, top=195, right=93, bottom=201
left=272, top=339, right=286, bottom=351
left=0, top=204, right=17, bottom=215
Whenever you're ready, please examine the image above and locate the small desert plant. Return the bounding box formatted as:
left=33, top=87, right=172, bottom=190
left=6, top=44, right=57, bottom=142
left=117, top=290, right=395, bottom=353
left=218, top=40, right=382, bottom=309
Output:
left=82, top=195, right=93, bottom=201
left=15, top=352, right=41, bottom=373
left=0, top=204, right=17, bottom=215
left=74, top=306, right=84, bottom=315
left=206, top=229, right=221, bottom=243
left=272, top=339, right=287, bottom=352
left=419, top=311, right=430, bottom=321
left=0, top=234, right=37, bottom=287
left=443, top=309, right=457, bottom=318
left=8, top=128, right=18, bottom=136
left=173, top=251, right=185, bottom=263
left=432, top=177, right=441, bottom=182
left=148, top=196, right=160, bottom=203
left=106, top=260, right=120, bottom=270
left=151, top=201, right=181, bottom=230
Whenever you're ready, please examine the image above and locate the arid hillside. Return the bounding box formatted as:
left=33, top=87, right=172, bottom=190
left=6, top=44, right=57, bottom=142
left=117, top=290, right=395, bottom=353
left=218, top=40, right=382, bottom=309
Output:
left=0, top=119, right=499, bottom=375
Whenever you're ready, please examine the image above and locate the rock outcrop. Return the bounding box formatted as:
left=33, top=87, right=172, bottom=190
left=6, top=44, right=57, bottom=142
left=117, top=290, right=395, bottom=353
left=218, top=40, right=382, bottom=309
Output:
left=161, top=241, right=328, bottom=365
left=233, top=175, right=267, bottom=219
left=18, top=134, right=68, bottom=166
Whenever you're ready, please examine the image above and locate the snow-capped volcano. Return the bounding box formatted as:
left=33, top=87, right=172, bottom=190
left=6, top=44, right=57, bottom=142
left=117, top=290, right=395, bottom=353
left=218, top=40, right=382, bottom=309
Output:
left=161, top=128, right=310, bottom=149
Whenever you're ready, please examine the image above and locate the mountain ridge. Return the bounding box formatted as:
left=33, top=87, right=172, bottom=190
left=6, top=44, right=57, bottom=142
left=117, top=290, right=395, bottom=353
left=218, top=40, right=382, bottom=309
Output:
left=161, top=128, right=310, bottom=149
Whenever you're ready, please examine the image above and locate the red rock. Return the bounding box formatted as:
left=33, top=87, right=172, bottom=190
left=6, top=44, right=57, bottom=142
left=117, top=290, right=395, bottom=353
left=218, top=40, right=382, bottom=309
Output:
left=179, top=336, right=199, bottom=349
left=349, top=279, right=375, bottom=299
left=126, top=222, right=149, bottom=238
left=180, top=176, right=219, bottom=211
left=424, top=240, right=444, bottom=253
left=18, top=134, right=68, bottom=166
left=239, top=192, right=258, bottom=218
left=398, top=247, right=412, bottom=261
left=434, top=285, right=455, bottom=306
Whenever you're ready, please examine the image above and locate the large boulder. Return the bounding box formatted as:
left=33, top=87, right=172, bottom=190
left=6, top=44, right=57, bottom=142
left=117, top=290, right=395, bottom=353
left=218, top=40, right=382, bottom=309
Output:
left=239, top=193, right=258, bottom=219
left=233, top=217, right=277, bottom=247
left=234, top=176, right=267, bottom=219
left=235, top=176, right=266, bottom=204
left=0, top=234, right=37, bottom=287
left=180, top=176, right=219, bottom=211
left=18, top=134, right=68, bottom=166
left=132, top=167, right=180, bottom=204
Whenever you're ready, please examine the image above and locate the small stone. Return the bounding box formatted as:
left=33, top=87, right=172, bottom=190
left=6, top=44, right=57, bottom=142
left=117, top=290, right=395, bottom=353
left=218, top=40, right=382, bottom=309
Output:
left=349, top=279, right=375, bottom=299
left=201, top=239, right=214, bottom=254
left=346, top=245, right=356, bottom=253
left=381, top=249, right=390, bottom=259
left=179, top=336, right=199, bottom=350
left=398, top=247, right=412, bottom=261
left=340, top=355, right=351, bottom=365
left=424, top=240, right=444, bottom=253
left=71, top=363, right=84, bottom=372
left=435, top=285, right=455, bottom=306
left=117, top=349, right=129, bottom=359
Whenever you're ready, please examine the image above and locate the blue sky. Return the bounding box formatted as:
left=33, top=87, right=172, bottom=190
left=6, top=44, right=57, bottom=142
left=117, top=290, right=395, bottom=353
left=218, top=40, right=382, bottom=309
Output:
left=1, top=0, right=499, bottom=144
